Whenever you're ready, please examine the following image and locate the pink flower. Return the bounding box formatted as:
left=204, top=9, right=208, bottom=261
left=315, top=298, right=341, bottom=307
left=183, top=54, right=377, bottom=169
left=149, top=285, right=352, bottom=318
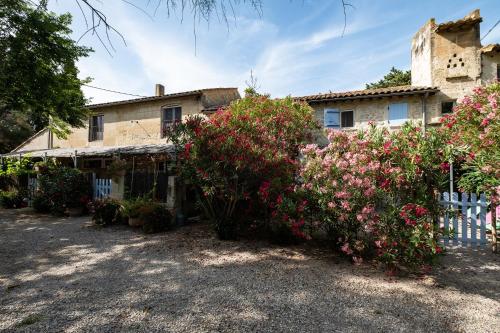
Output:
left=341, top=242, right=353, bottom=255
left=341, top=200, right=351, bottom=211
left=439, top=162, right=450, bottom=172
left=352, top=256, right=363, bottom=265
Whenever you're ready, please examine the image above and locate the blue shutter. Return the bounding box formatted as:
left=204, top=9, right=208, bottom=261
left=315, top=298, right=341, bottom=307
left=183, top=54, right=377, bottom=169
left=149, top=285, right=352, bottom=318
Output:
left=324, top=109, right=340, bottom=128
left=388, top=103, right=408, bottom=125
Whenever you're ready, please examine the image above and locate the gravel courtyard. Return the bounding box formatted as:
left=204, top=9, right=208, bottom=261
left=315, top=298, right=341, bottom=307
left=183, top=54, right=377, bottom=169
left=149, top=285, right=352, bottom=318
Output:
left=0, top=209, right=499, bottom=333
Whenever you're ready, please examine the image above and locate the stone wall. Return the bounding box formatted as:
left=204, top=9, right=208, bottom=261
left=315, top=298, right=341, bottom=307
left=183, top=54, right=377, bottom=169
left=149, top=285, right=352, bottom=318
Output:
left=14, top=89, right=240, bottom=152
left=431, top=25, right=482, bottom=101
left=411, top=19, right=434, bottom=87
left=310, top=94, right=441, bottom=130
left=482, top=52, right=500, bottom=83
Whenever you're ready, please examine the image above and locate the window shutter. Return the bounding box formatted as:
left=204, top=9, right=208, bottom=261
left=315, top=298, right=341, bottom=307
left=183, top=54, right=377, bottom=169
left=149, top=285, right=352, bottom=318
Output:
left=388, top=103, right=408, bottom=125
left=88, top=117, right=92, bottom=141
left=174, top=107, right=182, bottom=122
left=324, top=109, right=340, bottom=128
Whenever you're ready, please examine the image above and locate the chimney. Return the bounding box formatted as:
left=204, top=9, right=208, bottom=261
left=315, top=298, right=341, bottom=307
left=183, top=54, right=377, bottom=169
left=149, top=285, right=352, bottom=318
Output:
left=155, top=84, right=165, bottom=96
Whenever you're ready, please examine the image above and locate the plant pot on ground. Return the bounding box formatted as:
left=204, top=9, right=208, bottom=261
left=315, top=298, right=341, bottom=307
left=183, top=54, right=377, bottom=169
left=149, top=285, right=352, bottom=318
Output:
left=124, top=197, right=150, bottom=227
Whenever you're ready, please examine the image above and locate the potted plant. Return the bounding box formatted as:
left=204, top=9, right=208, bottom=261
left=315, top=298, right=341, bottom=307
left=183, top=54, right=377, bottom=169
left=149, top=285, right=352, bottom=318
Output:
left=124, top=197, right=149, bottom=227
left=92, top=198, right=125, bottom=226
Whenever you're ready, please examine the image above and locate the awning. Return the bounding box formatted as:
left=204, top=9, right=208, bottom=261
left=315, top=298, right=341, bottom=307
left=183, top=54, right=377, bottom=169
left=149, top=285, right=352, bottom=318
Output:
left=1, top=144, right=176, bottom=158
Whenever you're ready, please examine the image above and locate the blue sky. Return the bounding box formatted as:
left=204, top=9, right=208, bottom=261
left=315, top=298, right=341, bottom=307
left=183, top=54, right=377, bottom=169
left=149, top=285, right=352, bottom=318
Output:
left=48, top=0, right=500, bottom=104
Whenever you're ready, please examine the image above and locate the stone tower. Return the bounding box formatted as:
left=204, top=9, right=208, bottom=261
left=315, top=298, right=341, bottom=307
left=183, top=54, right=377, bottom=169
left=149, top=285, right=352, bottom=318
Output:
left=411, top=9, right=483, bottom=101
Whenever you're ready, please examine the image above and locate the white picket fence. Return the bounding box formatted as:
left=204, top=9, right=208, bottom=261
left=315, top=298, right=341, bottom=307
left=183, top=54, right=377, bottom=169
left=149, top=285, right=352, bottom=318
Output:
left=93, top=178, right=112, bottom=200
left=440, top=192, right=492, bottom=247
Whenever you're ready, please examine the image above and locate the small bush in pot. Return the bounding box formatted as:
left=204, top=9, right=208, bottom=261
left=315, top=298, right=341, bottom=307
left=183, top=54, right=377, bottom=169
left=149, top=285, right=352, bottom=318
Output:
left=137, top=202, right=173, bottom=234
left=123, top=197, right=150, bottom=227
left=92, top=198, right=125, bottom=226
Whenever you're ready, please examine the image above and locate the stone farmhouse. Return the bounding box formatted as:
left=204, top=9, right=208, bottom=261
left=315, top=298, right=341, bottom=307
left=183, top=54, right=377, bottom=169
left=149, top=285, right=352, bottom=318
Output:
left=297, top=9, right=499, bottom=133
left=3, top=9, right=499, bottom=211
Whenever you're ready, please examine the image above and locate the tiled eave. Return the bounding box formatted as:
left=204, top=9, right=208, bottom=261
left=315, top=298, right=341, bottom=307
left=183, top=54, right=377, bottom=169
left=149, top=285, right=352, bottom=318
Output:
left=296, top=86, right=439, bottom=104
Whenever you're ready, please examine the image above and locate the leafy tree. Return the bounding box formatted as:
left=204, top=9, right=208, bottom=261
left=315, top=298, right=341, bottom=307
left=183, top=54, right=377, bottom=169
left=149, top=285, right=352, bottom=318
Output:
left=0, top=0, right=92, bottom=153
left=366, top=67, right=411, bottom=89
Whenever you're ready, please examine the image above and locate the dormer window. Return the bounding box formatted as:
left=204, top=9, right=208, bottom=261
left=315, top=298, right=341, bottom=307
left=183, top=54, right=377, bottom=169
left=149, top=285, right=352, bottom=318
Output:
left=161, top=106, right=182, bottom=137
left=89, top=115, right=103, bottom=141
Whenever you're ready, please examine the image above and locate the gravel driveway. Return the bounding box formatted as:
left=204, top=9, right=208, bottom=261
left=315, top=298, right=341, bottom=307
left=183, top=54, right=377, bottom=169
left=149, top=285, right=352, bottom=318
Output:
left=0, top=208, right=499, bottom=333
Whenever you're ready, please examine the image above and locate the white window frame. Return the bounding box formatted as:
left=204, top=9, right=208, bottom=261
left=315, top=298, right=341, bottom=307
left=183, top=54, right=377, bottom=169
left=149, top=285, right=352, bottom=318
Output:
left=161, top=105, right=182, bottom=137
left=89, top=114, right=104, bottom=142
left=324, top=109, right=354, bottom=128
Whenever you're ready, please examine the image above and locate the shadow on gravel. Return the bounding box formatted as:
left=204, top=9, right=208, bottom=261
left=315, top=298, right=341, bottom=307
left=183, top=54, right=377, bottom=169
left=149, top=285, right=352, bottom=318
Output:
left=432, top=247, right=500, bottom=302
left=0, top=208, right=499, bottom=332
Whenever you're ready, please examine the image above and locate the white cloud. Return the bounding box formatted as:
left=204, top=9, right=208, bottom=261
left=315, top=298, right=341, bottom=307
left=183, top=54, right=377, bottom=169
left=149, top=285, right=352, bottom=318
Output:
left=49, top=0, right=411, bottom=103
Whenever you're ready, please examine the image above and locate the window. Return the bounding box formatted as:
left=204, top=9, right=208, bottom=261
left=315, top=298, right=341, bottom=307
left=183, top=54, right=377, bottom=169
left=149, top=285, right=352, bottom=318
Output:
left=441, top=100, right=456, bottom=114
left=388, top=103, right=408, bottom=126
left=341, top=110, right=354, bottom=128
left=89, top=115, right=103, bottom=141
left=324, top=109, right=354, bottom=128
left=161, top=106, right=182, bottom=137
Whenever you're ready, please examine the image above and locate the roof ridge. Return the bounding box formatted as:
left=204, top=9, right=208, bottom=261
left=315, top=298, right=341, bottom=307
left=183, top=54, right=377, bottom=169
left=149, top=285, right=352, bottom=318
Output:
left=296, top=85, right=438, bottom=100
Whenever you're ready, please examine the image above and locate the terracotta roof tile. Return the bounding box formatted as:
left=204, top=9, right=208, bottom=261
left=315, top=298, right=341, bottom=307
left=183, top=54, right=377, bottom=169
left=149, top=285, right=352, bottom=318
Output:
left=86, top=88, right=238, bottom=109
left=435, top=9, right=482, bottom=33
left=295, top=85, right=439, bottom=103
left=481, top=44, right=500, bottom=54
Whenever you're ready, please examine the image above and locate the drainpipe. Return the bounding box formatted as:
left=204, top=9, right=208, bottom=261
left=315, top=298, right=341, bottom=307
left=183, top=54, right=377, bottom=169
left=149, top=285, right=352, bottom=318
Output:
left=421, top=92, right=429, bottom=133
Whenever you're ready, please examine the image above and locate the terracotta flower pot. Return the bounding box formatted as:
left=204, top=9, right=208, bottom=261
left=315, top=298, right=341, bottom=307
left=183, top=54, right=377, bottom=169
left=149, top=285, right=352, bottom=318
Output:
left=128, top=217, right=144, bottom=227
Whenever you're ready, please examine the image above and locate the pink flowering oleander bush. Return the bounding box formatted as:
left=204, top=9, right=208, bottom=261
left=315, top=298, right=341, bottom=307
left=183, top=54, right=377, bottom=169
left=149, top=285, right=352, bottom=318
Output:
left=165, top=95, right=319, bottom=240
left=283, top=122, right=450, bottom=270
left=441, top=83, right=500, bottom=202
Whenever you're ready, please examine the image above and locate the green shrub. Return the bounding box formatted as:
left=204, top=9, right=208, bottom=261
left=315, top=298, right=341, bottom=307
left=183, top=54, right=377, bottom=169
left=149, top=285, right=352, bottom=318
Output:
left=123, top=197, right=151, bottom=219
left=32, top=193, right=51, bottom=213
left=0, top=190, right=25, bottom=209
left=92, top=198, right=125, bottom=226
left=36, top=167, right=91, bottom=215
left=137, top=202, right=173, bottom=234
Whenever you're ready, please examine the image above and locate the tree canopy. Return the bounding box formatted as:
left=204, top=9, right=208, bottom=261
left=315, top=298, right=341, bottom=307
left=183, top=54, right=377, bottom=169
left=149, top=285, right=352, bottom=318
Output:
left=0, top=0, right=92, bottom=153
left=365, top=67, right=411, bottom=89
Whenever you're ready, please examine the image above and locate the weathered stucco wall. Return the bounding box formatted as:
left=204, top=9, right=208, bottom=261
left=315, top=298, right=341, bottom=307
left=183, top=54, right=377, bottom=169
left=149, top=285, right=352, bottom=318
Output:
left=310, top=95, right=441, bottom=129
left=13, top=88, right=240, bottom=153
left=411, top=20, right=433, bottom=87
left=431, top=25, right=482, bottom=101
left=13, top=129, right=50, bottom=152
left=481, top=52, right=500, bottom=83
left=51, top=95, right=202, bottom=149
